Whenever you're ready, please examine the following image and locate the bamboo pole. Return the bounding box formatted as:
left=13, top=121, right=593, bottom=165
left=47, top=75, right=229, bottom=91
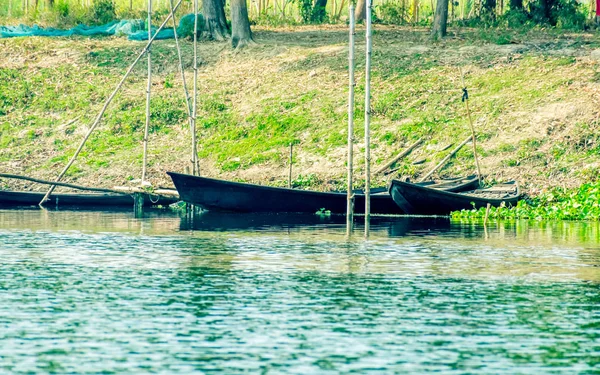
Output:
left=364, top=0, right=373, bottom=237
left=374, top=137, right=423, bottom=176
left=141, top=0, right=152, bottom=183
left=347, top=4, right=356, bottom=236
left=460, top=69, right=482, bottom=184
left=288, top=144, right=293, bottom=188
left=167, top=0, right=193, bottom=127
left=419, top=135, right=472, bottom=182
left=38, top=0, right=184, bottom=207
left=191, top=0, right=200, bottom=176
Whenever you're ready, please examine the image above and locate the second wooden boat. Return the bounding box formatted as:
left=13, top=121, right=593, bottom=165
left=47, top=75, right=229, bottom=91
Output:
left=388, top=179, right=522, bottom=215
left=167, top=172, right=480, bottom=214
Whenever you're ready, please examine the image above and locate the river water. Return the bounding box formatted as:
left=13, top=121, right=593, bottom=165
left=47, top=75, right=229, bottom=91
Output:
left=1, top=209, right=599, bottom=374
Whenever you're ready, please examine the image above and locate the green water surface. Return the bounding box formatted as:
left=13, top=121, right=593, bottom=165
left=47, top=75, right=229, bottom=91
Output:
left=0, top=210, right=599, bottom=374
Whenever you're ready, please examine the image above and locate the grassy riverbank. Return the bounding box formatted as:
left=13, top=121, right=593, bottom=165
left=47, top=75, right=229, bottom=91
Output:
left=1, top=25, right=600, bottom=196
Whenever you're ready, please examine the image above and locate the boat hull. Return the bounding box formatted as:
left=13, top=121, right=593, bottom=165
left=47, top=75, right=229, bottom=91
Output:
left=388, top=179, right=521, bottom=215
left=0, top=190, right=178, bottom=208
left=167, top=172, right=480, bottom=214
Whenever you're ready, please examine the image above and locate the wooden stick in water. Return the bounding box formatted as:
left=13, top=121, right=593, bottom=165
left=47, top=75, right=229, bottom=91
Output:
left=347, top=4, right=356, bottom=236
left=364, top=0, right=373, bottom=237
left=191, top=0, right=200, bottom=176
left=484, top=203, right=491, bottom=226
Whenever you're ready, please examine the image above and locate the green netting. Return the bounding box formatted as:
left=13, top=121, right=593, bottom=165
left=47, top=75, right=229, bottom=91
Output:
left=0, top=13, right=203, bottom=40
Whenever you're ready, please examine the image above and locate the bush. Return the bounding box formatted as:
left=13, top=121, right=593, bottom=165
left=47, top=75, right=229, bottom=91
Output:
left=177, top=13, right=204, bottom=38
left=55, top=0, right=70, bottom=18
left=498, top=9, right=531, bottom=28
left=377, top=2, right=408, bottom=25
left=554, top=0, right=586, bottom=30
left=89, top=0, right=116, bottom=25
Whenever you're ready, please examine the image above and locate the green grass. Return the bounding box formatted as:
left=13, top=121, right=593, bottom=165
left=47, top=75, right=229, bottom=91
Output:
left=0, top=26, right=599, bottom=194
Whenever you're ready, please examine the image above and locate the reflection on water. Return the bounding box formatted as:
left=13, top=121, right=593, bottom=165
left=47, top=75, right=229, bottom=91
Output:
left=0, top=209, right=599, bottom=374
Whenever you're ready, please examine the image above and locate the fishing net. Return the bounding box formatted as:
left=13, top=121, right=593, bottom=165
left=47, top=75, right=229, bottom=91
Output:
left=0, top=13, right=203, bottom=41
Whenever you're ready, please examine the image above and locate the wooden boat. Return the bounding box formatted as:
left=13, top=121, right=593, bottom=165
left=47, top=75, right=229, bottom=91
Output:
left=167, top=172, right=480, bottom=214
left=388, top=179, right=522, bottom=215
left=0, top=190, right=178, bottom=208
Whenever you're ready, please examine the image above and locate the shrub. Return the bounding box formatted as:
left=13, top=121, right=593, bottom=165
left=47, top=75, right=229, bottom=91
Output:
left=89, top=0, right=116, bottom=25
left=177, top=13, right=204, bottom=39
left=377, top=1, right=408, bottom=25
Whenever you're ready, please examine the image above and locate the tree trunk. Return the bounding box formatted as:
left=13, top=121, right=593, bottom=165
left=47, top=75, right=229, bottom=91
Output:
left=412, top=0, right=419, bottom=23
left=355, top=0, right=366, bottom=21
left=482, top=0, right=496, bottom=19
left=203, top=0, right=230, bottom=41
left=431, top=0, right=448, bottom=38
left=231, top=0, right=254, bottom=48
left=311, top=0, right=328, bottom=22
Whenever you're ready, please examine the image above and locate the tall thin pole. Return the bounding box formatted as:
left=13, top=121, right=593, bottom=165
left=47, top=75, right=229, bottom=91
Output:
left=142, top=0, right=152, bottom=183
left=288, top=144, right=293, bottom=188
left=38, top=0, right=184, bottom=206
left=460, top=68, right=482, bottom=184
left=191, top=0, right=200, bottom=176
left=347, top=4, right=356, bottom=236
left=167, top=0, right=194, bottom=149
left=364, top=0, right=372, bottom=237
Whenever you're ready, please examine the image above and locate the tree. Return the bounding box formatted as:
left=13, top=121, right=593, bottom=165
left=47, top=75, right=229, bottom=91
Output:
left=203, top=0, right=229, bottom=41
left=510, top=0, right=523, bottom=9
left=431, top=0, right=449, bottom=38
left=482, top=0, right=497, bottom=19
left=311, top=0, right=328, bottom=22
left=230, top=0, right=254, bottom=48
left=355, top=0, right=366, bottom=21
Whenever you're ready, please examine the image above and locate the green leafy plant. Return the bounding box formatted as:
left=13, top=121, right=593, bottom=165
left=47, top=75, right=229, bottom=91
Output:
left=452, top=182, right=600, bottom=221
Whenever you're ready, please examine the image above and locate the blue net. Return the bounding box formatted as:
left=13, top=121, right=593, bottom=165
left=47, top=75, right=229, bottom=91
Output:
left=0, top=14, right=203, bottom=41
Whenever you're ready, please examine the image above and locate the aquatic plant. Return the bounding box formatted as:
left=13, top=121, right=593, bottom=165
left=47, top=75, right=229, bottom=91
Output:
left=452, top=182, right=600, bottom=221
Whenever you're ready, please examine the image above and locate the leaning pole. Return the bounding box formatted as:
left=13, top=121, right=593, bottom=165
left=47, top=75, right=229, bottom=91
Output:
left=38, top=0, right=184, bottom=207
left=364, top=0, right=373, bottom=237
left=346, top=5, right=356, bottom=236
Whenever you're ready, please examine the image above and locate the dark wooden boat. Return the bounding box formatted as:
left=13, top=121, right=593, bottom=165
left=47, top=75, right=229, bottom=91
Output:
left=167, top=172, right=480, bottom=214
left=388, top=179, right=522, bottom=215
left=0, top=190, right=178, bottom=208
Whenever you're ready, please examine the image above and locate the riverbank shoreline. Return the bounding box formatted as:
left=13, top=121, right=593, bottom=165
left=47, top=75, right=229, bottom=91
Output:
left=1, top=26, right=599, bottom=202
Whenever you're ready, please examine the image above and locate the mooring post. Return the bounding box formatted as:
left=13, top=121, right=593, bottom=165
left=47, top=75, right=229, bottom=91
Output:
left=191, top=0, right=200, bottom=176
left=288, top=144, right=293, bottom=188
left=364, top=0, right=373, bottom=238
left=347, top=4, right=356, bottom=237
left=133, top=193, right=144, bottom=217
